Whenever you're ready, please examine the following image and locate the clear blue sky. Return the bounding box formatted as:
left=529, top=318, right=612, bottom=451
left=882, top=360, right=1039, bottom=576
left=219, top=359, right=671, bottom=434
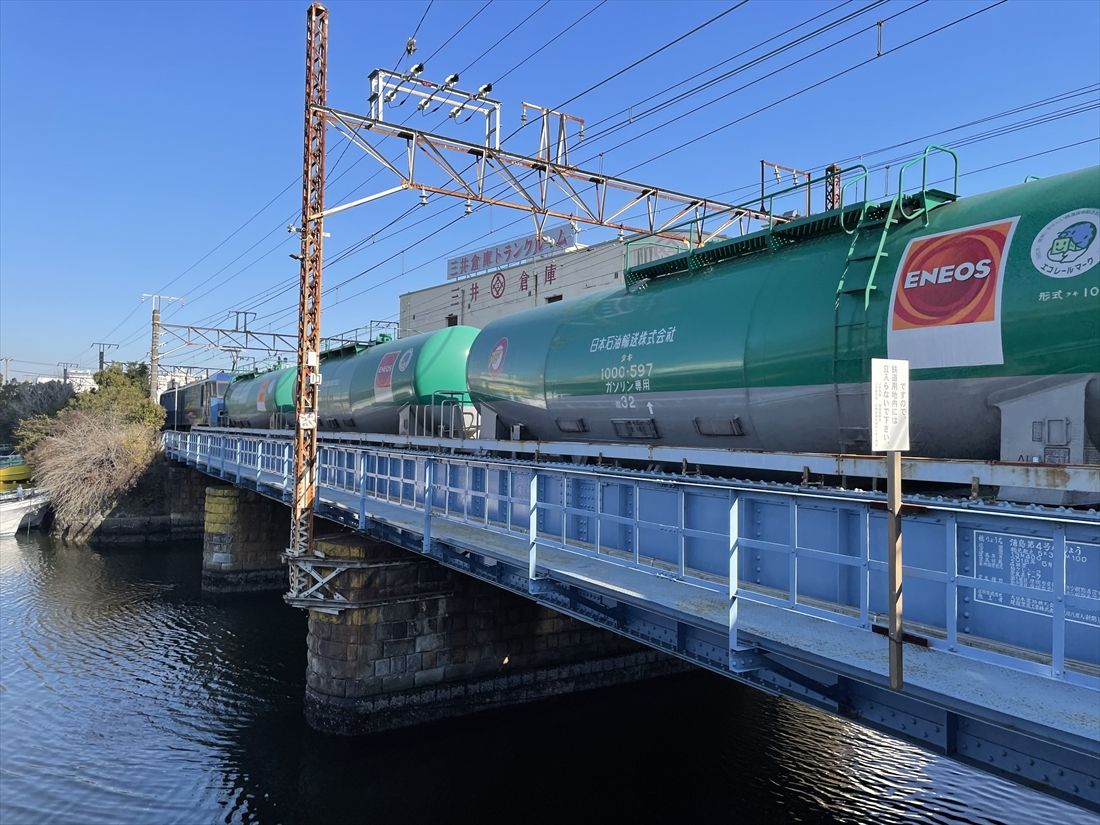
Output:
left=1, top=0, right=1098, bottom=379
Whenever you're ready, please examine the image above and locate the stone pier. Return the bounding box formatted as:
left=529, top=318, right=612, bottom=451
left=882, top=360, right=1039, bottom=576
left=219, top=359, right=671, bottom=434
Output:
left=304, top=535, right=686, bottom=735
left=202, top=487, right=288, bottom=593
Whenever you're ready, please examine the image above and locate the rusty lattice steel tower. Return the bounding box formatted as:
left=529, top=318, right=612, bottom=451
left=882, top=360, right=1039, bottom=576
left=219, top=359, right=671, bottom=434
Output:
left=289, top=2, right=328, bottom=572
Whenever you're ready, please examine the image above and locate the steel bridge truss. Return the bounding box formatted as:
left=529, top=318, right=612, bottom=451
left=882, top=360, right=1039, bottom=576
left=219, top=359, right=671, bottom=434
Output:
left=156, top=323, right=377, bottom=358
left=166, top=428, right=1099, bottom=812
left=320, top=105, right=778, bottom=242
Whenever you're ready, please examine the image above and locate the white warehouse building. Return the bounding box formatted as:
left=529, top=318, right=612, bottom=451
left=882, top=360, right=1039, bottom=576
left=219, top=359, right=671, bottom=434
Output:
left=399, top=226, right=679, bottom=335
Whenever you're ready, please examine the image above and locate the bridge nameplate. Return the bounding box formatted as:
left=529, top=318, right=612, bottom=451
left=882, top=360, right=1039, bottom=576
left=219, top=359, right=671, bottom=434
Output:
left=974, top=530, right=1100, bottom=626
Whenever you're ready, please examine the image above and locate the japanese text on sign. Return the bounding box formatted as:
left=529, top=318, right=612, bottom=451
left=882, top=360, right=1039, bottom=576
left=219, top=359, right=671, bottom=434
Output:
left=590, top=327, right=677, bottom=352
left=447, top=224, right=575, bottom=280
left=871, top=358, right=910, bottom=452
left=974, top=531, right=1100, bottom=626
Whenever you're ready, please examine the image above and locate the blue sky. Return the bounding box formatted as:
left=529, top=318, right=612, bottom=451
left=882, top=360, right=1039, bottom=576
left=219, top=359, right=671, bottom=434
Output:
left=1, top=0, right=1098, bottom=379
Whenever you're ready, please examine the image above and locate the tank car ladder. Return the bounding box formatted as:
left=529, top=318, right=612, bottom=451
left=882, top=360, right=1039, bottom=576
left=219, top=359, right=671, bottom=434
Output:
left=830, top=170, right=898, bottom=450
left=830, top=146, right=959, bottom=450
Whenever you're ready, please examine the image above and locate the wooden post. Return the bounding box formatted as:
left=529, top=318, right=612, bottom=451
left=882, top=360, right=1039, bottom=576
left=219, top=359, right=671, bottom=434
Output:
left=872, top=357, right=909, bottom=691
left=887, top=449, right=903, bottom=690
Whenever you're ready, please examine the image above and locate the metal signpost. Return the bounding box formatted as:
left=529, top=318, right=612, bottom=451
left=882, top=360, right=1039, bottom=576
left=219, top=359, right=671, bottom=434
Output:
left=871, top=357, right=910, bottom=689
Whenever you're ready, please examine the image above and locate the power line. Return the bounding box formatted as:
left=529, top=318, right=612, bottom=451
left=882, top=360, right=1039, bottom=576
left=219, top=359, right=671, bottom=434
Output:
left=553, top=1, right=749, bottom=112
left=620, top=0, right=1011, bottom=176
left=578, top=0, right=893, bottom=147
left=421, top=0, right=494, bottom=66
left=150, top=0, right=1043, bottom=351
left=491, top=1, right=607, bottom=86
left=164, top=0, right=550, bottom=332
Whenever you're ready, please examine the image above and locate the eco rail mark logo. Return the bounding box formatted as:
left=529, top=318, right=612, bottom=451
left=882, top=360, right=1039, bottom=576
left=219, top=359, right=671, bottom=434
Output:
left=887, top=217, right=1018, bottom=369
left=1030, top=208, right=1100, bottom=279
left=487, top=338, right=508, bottom=375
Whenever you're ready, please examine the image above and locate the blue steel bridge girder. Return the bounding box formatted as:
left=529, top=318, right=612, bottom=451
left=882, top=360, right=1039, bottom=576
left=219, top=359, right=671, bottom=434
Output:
left=164, top=428, right=1100, bottom=812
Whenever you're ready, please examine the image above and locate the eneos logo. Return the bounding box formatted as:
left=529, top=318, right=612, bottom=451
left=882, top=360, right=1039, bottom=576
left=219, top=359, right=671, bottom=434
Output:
left=487, top=338, right=508, bottom=375
left=374, top=351, right=399, bottom=401
left=255, top=375, right=273, bottom=412
left=887, top=217, right=1018, bottom=369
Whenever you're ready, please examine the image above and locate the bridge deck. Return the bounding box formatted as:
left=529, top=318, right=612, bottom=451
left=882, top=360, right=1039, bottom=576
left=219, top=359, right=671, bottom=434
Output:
left=165, top=429, right=1100, bottom=811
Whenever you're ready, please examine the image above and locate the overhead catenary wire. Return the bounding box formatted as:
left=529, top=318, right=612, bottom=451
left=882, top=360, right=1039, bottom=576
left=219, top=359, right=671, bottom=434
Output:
left=117, top=0, right=473, bottom=334
left=250, top=0, right=1021, bottom=331
left=619, top=0, right=1011, bottom=176
left=129, top=0, right=1079, bottom=367
left=551, top=1, right=749, bottom=113
left=354, top=129, right=1100, bottom=330
left=94, top=1, right=950, bottom=358
left=240, top=0, right=761, bottom=331
left=159, top=0, right=763, bottom=346
left=160, top=0, right=568, bottom=337
left=166, top=0, right=616, bottom=343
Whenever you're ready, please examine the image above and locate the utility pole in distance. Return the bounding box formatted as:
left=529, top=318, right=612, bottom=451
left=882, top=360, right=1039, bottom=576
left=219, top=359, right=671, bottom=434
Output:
left=92, top=342, right=119, bottom=373
left=57, top=361, right=78, bottom=383
left=141, top=294, right=181, bottom=403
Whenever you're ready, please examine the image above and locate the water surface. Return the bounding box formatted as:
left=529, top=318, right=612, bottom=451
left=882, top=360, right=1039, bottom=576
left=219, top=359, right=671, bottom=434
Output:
left=0, top=533, right=1092, bottom=824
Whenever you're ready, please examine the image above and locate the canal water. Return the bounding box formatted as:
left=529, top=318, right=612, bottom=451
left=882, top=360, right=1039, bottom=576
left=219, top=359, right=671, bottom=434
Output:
left=0, top=533, right=1092, bottom=825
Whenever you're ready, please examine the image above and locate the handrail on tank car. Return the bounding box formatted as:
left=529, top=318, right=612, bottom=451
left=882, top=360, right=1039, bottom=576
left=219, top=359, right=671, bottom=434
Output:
left=409, top=391, right=476, bottom=439
left=897, top=144, right=959, bottom=222
left=622, top=163, right=873, bottom=279
left=839, top=164, right=871, bottom=235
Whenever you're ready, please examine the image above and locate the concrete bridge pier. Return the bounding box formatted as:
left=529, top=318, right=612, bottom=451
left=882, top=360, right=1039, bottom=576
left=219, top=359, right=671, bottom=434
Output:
left=305, top=535, right=684, bottom=735
left=202, top=487, right=288, bottom=593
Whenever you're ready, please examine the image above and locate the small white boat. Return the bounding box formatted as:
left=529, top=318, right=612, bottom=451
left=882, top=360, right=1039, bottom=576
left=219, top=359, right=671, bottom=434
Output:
left=0, top=489, right=50, bottom=536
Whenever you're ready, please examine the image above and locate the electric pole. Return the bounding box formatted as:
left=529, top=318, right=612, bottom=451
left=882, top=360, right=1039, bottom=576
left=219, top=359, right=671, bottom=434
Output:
left=57, top=362, right=78, bottom=383
left=0, top=357, right=9, bottom=386
left=142, top=294, right=181, bottom=403
left=92, top=342, right=119, bottom=373
left=229, top=310, right=257, bottom=332
left=288, top=2, right=328, bottom=574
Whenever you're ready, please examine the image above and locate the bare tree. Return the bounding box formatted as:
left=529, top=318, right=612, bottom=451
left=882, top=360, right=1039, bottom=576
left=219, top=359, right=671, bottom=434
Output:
left=31, top=411, right=159, bottom=524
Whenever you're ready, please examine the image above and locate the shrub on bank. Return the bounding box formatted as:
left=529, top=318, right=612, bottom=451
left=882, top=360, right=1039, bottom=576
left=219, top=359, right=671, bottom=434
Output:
left=29, top=411, right=161, bottom=523
left=15, top=363, right=166, bottom=528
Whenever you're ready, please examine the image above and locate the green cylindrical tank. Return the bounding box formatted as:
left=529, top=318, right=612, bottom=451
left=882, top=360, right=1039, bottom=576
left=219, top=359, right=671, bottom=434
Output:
left=224, top=365, right=297, bottom=428
left=222, top=326, right=479, bottom=432
left=317, top=326, right=478, bottom=431
left=467, top=166, right=1100, bottom=460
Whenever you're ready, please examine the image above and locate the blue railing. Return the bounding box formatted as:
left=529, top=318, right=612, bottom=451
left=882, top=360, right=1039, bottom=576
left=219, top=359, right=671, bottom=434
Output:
left=165, top=429, right=1100, bottom=688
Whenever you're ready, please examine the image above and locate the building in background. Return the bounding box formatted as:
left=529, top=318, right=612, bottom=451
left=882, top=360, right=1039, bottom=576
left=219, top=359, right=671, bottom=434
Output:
left=64, top=369, right=97, bottom=393
left=399, top=227, right=680, bottom=335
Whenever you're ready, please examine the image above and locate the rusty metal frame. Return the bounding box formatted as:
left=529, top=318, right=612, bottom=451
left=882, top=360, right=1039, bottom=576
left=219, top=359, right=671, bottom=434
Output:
left=158, top=323, right=299, bottom=354
left=288, top=2, right=328, bottom=585
left=760, top=159, right=813, bottom=217
left=156, top=322, right=370, bottom=356
left=321, top=106, right=777, bottom=241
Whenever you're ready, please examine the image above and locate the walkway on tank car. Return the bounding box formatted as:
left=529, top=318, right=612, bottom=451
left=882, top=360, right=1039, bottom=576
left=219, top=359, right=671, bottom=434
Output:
left=164, top=427, right=1100, bottom=813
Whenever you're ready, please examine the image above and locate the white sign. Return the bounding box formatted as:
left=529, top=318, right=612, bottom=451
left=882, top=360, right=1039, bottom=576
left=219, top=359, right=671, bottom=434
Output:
left=447, top=223, right=575, bottom=279
left=871, top=358, right=910, bottom=452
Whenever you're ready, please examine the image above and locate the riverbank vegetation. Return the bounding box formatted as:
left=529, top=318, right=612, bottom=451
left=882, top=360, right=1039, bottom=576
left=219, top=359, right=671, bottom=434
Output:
left=16, top=364, right=164, bottom=529
left=0, top=380, right=73, bottom=444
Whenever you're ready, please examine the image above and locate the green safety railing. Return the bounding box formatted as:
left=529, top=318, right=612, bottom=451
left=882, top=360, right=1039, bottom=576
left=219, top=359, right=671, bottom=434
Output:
left=623, top=163, right=870, bottom=283
left=897, top=144, right=958, bottom=223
